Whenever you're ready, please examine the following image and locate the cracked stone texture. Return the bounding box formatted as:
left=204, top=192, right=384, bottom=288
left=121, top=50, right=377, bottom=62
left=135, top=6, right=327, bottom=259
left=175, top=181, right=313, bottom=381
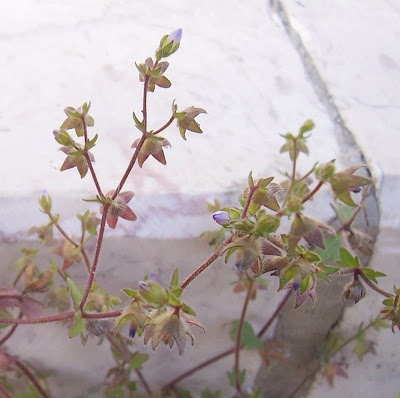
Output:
left=255, top=1, right=400, bottom=397
left=0, top=0, right=397, bottom=397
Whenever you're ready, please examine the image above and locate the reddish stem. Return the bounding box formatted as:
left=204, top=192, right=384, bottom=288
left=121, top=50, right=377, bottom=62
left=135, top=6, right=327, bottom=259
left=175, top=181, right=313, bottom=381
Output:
left=49, top=214, right=91, bottom=273
left=180, top=235, right=233, bottom=290
left=0, top=383, right=11, bottom=398
left=0, top=311, right=22, bottom=345
left=80, top=204, right=110, bottom=311
left=241, top=184, right=258, bottom=219
left=162, top=289, right=291, bottom=391
left=112, top=76, right=150, bottom=200
left=136, top=369, right=153, bottom=397
left=81, top=115, right=104, bottom=198
left=358, top=270, right=393, bottom=298
left=0, top=309, right=123, bottom=325
left=234, top=278, right=254, bottom=393
left=15, top=360, right=49, bottom=398
left=257, top=289, right=292, bottom=337
left=301, top=180, right=323, bottom=204
left=152, top=115, right=175, bottom=135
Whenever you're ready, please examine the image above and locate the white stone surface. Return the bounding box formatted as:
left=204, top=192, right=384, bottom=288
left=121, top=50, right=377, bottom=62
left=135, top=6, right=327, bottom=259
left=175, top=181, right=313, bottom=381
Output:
left=0, top=0, right=340, bottom=239
left=280, top=0, right=400, bottom=397
left=1, top=0, right=398, bottom=397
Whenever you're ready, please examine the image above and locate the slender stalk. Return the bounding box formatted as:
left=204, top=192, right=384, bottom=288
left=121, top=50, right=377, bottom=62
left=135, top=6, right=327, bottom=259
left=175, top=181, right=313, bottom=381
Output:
left=0, top=383, right=11, bottom=398
left=81, top=115, right=104, bottom=199
left=301, top=180, right=323, bottom=204
left=15, top=360, right=49, bottom=398
left=162, top=347, right=234, bottom=392
left=0, top=311, right=22, bottom=345
left=181, top=236, right=233, bottom=289
left=80, top=204, right=110, bottom=311
left=241, top=184, right=258, bottom=219
left=299, top=163, right=318, bottom=182
left=153, top=115, right=175, bottom=135
left=12, top=265, right=28, bottom=287
left=49, top=215, right=91, bottom=273
left=284, top=138, right=298, bottom=204
left=234, top=278, right=254, bottom=393
left=341, top=186, right=370, bottom=230
left=84, top=310, right=123, bottom=319
left=108, top=334, right=153, bottom=396
left=0, top=309, right=122, bottom=325
left=136, top=369, right=153, bottom=397
left=358, top=270, right=393, bottom=298
left=162, top=290, right=291, bottom=391
left=113, top=76, right=150, bottom=199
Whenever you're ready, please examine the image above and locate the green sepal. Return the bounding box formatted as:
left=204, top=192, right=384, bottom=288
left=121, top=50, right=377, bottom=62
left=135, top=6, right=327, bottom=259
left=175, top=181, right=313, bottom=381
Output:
left=362, top=269, right=386, bottom=284
left=129, top=353, right=149, bottom=370
left=122, top=288, right=139, bottom=299
left=69, top=310, right=85, bottom=338
left=230, top=320, right=263, bottom=349
left=133, top=111, right=146, bottom=133
left=170, top=269, right=180, bottom=289
left=86, top=134, right=98, bottom=150
left=337, top=248, right=360, bottom=268
left=182, top=303, right=196, bottom=316
left=67, top=278, right=83, bottom=310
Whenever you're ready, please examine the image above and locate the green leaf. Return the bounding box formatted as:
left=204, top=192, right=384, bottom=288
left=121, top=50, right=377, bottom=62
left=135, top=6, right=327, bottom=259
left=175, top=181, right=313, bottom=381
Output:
left=12, top=387, right=41, bottom=398
left=299, top=275, right=310, bottom=294
left=299, top=119, right=315, bottom=135
left=173, top=388, right=193, bottom=398
left=361, top=269, right=386, bottom=284
left=129, top=353, right=149, bottom=370
left=122, top=288, right=138, bottom=299
left=0, top=310, right=11, bottom=328
left=331, top=203, right=353, bottom=224
left=227, top=368, right=246, bottom=387
left=372, top=318, right=389, bottom=331
left=69, top=311, right=84, bottom=338
left=248, top=171, right=254, bottom=188
left=315, top=235, right=342, bottom=262
left=182, top=303, right=196, bottom=316
left=230, top=320, right=263, bottom=349
left=86, top=134, right=98, bottom=150
left=170, top=269, right=180, bottom=289
left=67, top=278, right=83, bottom=310
left=133, top=111, right=145, bottom=132
left=127, top=382, right=137, bottom=391
left=337, top=248, right=359, bottom=268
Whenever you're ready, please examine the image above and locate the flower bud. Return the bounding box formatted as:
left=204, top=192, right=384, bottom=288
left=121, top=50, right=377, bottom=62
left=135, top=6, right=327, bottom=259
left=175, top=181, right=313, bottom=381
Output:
left=342, top=278, right=366, bottom=304
left=212, top=211, right=230, bottom=225
left=155, top=28, right=182, bottom=60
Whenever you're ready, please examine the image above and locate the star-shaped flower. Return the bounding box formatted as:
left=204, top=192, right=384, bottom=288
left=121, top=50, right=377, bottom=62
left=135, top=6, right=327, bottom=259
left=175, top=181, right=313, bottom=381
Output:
left=174, top=105, right=207, bottom=140
left=59, top=145, right=95, bottom=178
left=101, top=191, right=137, bottom=229
left=131, top=135, right=171, bottom=168
left=143, top=308, right=204, bottom=356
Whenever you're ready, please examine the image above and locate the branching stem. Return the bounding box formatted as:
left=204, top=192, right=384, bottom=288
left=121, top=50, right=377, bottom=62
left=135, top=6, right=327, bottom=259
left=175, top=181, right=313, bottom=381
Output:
left=153, top=115, right=175, bottom=135
left=162, top=290, right=291, bottom=391
left=234, top=278, right=254, bottom=393
left=80, top=204, right=110, bottom=311
left=181, top=236, right=233, bottom=289
left=81, top=115, right=104, bottom=198
left=15, top=360, right=49, bottom=398
left=289, top=317, right=377, bottom=398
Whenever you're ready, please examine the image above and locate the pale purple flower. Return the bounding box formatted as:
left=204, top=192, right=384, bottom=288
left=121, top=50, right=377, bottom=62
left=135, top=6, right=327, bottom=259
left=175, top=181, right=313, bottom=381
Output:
left=168, top=28, right=182, bottom=45
left=212, top=210, right=229, bottom=225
